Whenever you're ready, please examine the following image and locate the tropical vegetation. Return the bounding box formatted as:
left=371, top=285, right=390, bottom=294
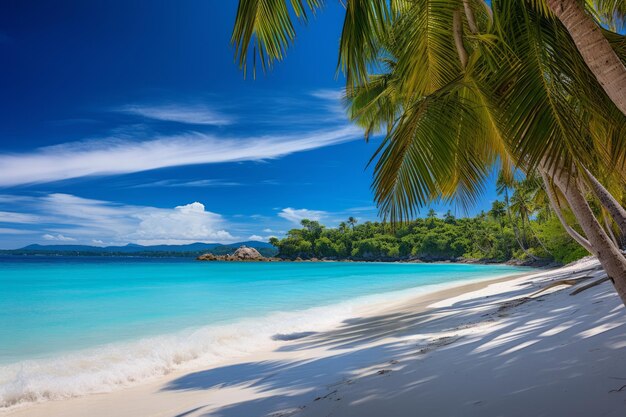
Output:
left=270, top=179, right=588, bottom=264
left=230, top=0, right=626, bottom=304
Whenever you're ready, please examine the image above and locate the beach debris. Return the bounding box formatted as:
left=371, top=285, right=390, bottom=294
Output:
left=497, top=297, right=533, bottom=314
left=570, top=277, right=611, bottom=296
left=415, top=347, right=432, bottom=355
left=529, top=273, right=599, bottom=297
left=529, top=278, right=586, bottom=297
left=415, top=335, right=461, bottom=355
left=376, top=369, right=392, bottom=375
left=327, top=378, right=353, bottom=388
left=433, top=335, right=461, bottom=347
left=314, top=389, right=338, bottom=401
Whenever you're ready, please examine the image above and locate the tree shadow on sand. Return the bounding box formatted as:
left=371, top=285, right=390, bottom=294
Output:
left=162, top=266, right=626, bottom=417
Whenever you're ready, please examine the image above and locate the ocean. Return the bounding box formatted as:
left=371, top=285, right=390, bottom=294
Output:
left=0, top=256, right=528, bottom=408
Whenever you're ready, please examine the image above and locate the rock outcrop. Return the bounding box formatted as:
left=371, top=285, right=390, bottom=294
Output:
left=232, top=245, right=263, bottom=260
left=197, top=245, right=267, bottom=262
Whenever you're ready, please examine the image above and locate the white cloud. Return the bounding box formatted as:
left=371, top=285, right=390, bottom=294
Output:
left=0, top=228, right=36, bottom=235
left=132, top=179, right=242, bottom=188
left=131, top=202, right=234, bottom=245
left=119, top=104, right=234, bottom=126
left=43, top=233, right=76, bottom=242
left=0, top=194, right=236, bottom=246
left=0, top=211, right=41, bottom=224
left=310, top=89, right=344, bottom=101
left=310, top=89, right=345, bottom=117
left=278, top=207, right=327, bottom=224
left=247, top=234, right=277, bottom=242
left=0, top=126, right=360, bottom=187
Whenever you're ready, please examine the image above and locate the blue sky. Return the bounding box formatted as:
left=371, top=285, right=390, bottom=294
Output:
left=0, top=1, right=498, bottom=249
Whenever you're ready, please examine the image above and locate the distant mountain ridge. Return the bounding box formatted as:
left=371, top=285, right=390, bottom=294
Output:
left=2, top=241, right=276, bottom=257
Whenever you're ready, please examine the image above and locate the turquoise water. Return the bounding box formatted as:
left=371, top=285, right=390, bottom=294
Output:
left=0, top=256, right=528, bottom=407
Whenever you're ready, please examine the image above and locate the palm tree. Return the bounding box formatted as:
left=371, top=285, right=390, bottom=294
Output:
left=510, top=184, right=534, bottom=247
left=347, top=216, right=358, bottom=230
left=443, top=209, right=456, bottom=224
left=230, top=0, right=626, bottom=304
left=496, top=172, right=529, bottom=253
left=489, top=200, right=507, bottom=230
left=427, top=209, right=438, bottom=226
left=543, top=0, right=626, bottom=115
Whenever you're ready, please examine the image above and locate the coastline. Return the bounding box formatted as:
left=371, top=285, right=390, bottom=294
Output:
left=3, top=267, right=539, bottom=417
left=196, top=253, right=556, bottom=268
left=6, top=258, right=626, bottom=417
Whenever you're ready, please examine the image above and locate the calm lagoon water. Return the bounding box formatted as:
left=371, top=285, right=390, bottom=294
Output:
left=0, top=256, right=528, bottom=407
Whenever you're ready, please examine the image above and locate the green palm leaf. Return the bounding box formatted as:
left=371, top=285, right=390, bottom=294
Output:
left=231, top=0, right=322, bottom=77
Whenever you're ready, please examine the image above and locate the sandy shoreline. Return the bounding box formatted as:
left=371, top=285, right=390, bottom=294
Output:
left=5, top=259, right=626, bottom=417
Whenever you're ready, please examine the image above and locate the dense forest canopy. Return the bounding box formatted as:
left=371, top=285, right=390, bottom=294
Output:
left=270, top=178, right=591, bottom=264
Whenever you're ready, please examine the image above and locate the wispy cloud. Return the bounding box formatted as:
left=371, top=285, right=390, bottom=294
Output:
left=310, top=89, right=344, bottom=101
left=0, top=194, right=236, bottom=246
left=0, top=211, right=42, bottom=224
left=346, top=205, right=377, bottom=213
left=131, top=179, right=242, bottom=188
left=119, top=103, right=234, bottom=126
left=0, top=228, right=36, bottom=235
left=0, top=126, right=360, bottom=187
left=278, top=207, right=327, bottom=224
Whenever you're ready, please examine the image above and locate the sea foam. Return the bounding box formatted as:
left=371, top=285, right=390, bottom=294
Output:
left=0, top=297, right=361, bottom=409
left=0, top=273, right=516, bottom=410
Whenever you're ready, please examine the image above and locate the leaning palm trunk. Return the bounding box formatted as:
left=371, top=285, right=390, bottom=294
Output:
left=529, top=224, right=552, bottom=255
left=605, top=214, right=621, bottom=247
left=545, top=0, right=626, bottom=116
left=584, top=168, right=626, bottom=243
left=539, top=170, right=594, bottom=253
left=540, top=164, right=626, bottom=305
left=503, top=189, right=538, bottom=259
left=509, top=210, right=538, bottom=259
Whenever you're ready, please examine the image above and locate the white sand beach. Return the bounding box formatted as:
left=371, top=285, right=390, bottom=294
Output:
left=5, top=258, right=626, bottom=417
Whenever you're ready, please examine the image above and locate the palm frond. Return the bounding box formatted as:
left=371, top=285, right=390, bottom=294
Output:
left=371, top=81, right=498, bottom=222
left=393, top=0, right=462, bottom=96
left=586, top=0, right=626, bottom=31
left=490, top=0, right=611, bottom=178
left=338, top=0, right=400, bottom=88
left=231, top=0, right=323, bottom=77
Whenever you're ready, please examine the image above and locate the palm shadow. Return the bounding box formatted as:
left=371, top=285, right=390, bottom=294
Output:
left=162, top=265, right=625, bottom=417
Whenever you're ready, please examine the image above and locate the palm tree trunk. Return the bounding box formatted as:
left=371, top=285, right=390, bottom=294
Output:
left=584, top=168, right=626, bottom=242
left=540, top=169, right=594, bottom=253
left=604, top=215, right=620, bottom=248
left=505, top=189, right=538, bottom=259
left=452, top=10, right=468, bottom=68
left=529, top=224, right=552, bottom=255
left=462, top=0, right=479, bottom=34
left=545, top=0, right=626, bottom=116
left=520, top=215, right=527, bottom=247
left=549, top=167, right=626, bottom=306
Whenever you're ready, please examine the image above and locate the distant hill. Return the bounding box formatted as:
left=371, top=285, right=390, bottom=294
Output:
left=1, top=241, right=276, bottom=257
